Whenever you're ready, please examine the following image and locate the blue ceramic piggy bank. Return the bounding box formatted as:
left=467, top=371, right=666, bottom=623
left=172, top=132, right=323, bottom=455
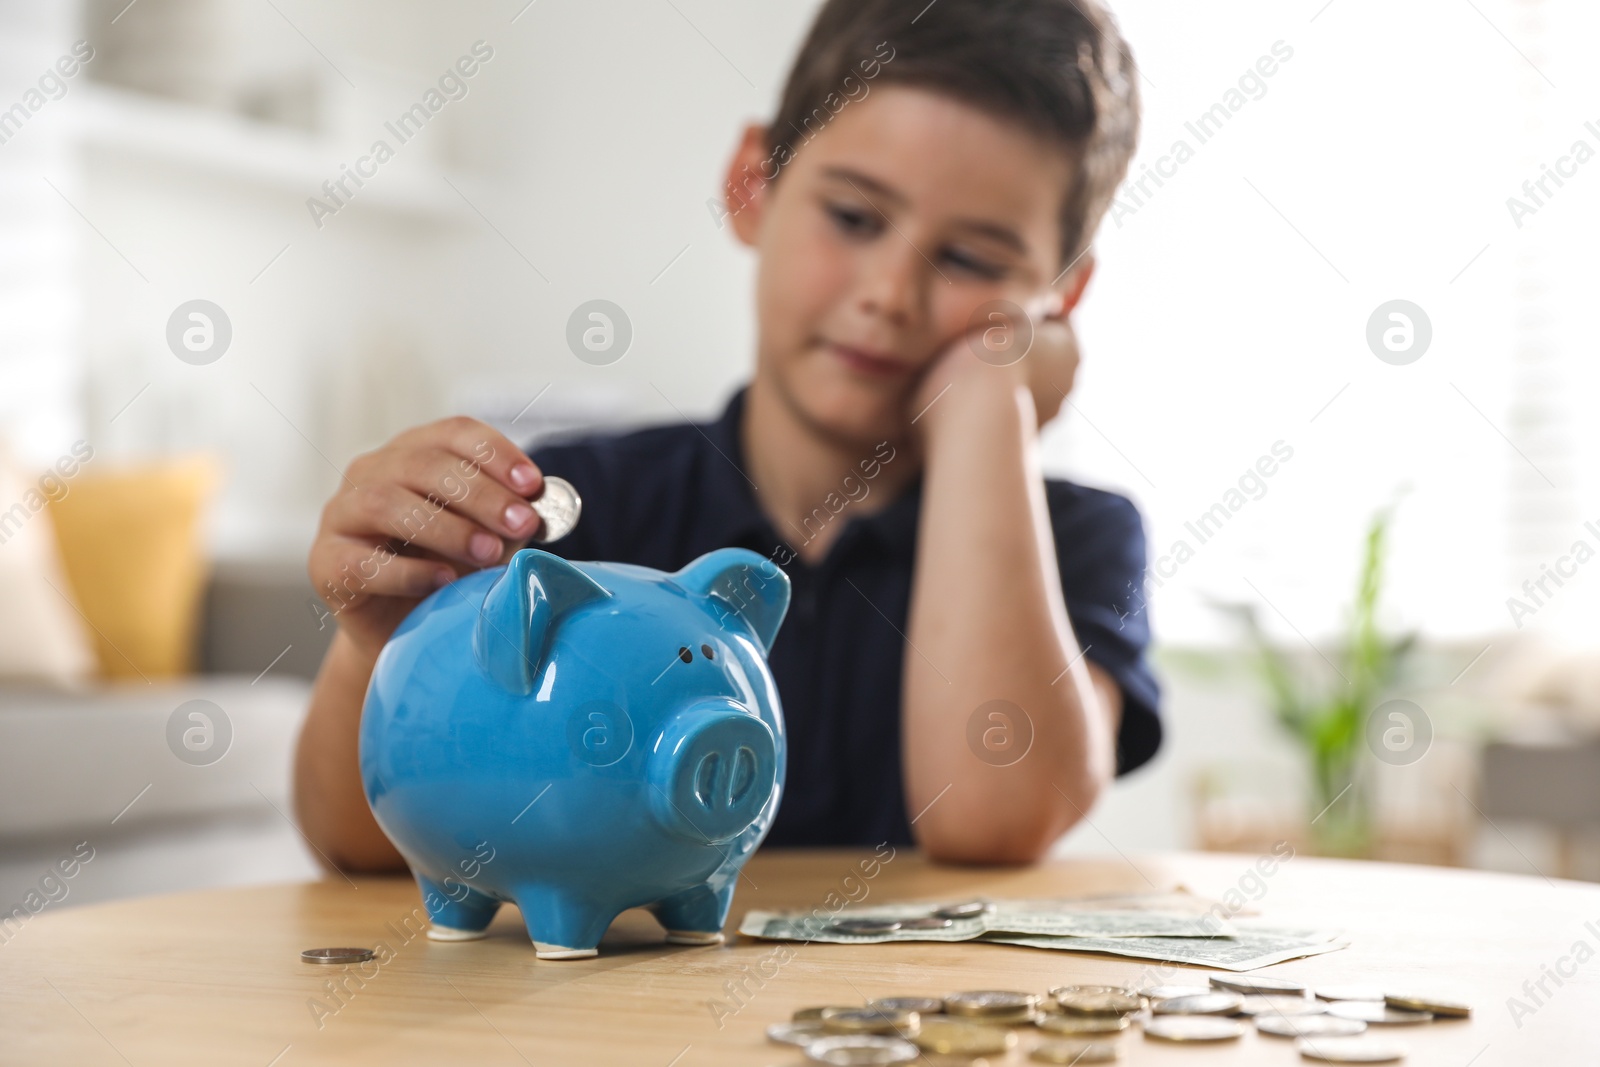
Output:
left=360, top=546, right=790, bottom=959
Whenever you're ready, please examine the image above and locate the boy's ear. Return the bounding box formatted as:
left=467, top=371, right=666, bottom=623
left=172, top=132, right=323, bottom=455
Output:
left=723, top=123, right=775, bottom=248
left=1052, top=251, right=1097, bottom=318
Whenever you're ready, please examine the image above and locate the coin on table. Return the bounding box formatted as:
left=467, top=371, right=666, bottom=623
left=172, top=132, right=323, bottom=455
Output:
left=871, top=997, right=944, bottom=1015
left=1316, top=986, right=1386, bottom=1003
left=530, top=476, right=582, bottom=543
left=1031, top=1039, right=1123, bottom=1063
left=897, top=916, right=956, bottom=931
left=1143, top=1016, right=1247, bottom=1042
left=1384, top=994, right=1470, bottom=1018
left=300, top=947, right=374, bottom=965
left=1257, top=1015, right=1368, bottom=1038
left=1152, top=993, right=1244, bottom=1016
left=828, top=918, right=903, bottom=936
left=795, top=1006, right=860, bottom=1022
left=768, top=1021, right=828, bottom=1046
left=1327, top=1002, right=1432, bottom=1025
left=1055, top=991, right=1144, bottom=1016
left=1210, top=972, right=1309, bottom=995
left=912, top=1017, right=1016, bottom=1056
left=1140, top=984, right=1210, bottom=1001
left=804, top=1035, right=921, bottom=1065
left=932, top=900, right=993, bottom=920
left=1037, top=1013, right=1130, bottom=1035
left=943, top=990, right=1041, bottom=1017
left=1295, top=1036, right=1408, bottom=1062
left=1235, top=995, right=1327, bottom=1016
left=1050, top=984, right=1137, bottom=998
left=823, top=1008, right=920, bottom=1036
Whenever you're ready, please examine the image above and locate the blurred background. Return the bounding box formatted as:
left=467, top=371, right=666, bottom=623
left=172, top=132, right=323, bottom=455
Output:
left=3, top=0, right=1598, bottom=914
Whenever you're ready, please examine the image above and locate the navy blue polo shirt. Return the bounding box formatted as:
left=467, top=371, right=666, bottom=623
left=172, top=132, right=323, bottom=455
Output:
left=524, top=386, right=1161, bottom=848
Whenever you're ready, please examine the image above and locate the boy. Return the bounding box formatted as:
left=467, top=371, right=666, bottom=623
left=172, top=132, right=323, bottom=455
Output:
left=295, top=0, right=1159, bottom=870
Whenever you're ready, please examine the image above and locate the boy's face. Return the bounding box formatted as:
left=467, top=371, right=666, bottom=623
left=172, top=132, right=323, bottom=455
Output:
left=727, top=84, right=1087, bottom=448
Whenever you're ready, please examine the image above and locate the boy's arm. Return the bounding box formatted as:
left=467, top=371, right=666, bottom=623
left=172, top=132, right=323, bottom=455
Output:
left=294, top=417, right=546, bottom=873
left=902, top=315, right=1123, bottom=866
left=295, top=630, right=405, bottom=872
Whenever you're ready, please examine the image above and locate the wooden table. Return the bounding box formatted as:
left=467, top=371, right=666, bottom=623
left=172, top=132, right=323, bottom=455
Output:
left=4, top=849, right=1594, bottom=1065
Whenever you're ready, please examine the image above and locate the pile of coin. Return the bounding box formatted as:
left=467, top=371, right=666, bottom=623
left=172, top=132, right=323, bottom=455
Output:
left=767, top=974, right=1471, bottom=1064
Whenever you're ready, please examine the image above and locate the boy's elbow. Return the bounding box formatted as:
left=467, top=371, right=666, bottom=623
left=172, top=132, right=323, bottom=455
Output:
left=916, top=780, right=1104, bottom=866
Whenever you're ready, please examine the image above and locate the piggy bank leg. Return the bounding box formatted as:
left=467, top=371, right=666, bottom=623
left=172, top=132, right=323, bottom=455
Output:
left=417, top=874, right=501, bottom=941
left=514, top=884, right=616, bottom=959
left=650, top=882, right=734, bottom=946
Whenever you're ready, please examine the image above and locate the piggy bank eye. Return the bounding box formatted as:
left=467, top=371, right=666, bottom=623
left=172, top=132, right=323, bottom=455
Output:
left=677, top=646, right=692, bottom=664
left=700, top=643, right=715, bottom=660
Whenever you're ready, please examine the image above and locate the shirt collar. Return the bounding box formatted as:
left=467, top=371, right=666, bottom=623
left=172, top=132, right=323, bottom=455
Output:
left=699, top=384, right=923, bottom=562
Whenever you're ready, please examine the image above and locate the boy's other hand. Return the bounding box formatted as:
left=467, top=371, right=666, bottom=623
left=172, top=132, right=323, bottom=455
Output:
left=308, top=416, right=545, bottom=659
left=909, top=298, right=1082, bottom=445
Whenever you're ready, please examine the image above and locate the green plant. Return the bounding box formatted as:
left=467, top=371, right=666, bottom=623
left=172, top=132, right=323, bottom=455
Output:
left=1213, top=503, right=1416, bottom=855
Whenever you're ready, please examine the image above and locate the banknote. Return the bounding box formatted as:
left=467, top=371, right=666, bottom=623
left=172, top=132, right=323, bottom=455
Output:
left=737, top=900, right=1348, bottom=972
left=738, top=898, right=1238, bottom=944
left=980, top=923, right=1350, bottom=972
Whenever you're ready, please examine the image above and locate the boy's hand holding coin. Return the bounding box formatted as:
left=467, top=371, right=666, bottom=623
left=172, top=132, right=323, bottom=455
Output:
left=306, top=417, right=546, bottom=659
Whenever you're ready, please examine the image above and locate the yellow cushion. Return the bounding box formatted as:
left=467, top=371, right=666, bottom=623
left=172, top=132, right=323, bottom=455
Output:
left=47, top=456, right=220, bottom=679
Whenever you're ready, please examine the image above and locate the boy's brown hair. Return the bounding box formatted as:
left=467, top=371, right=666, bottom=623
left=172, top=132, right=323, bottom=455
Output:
left=766, top=0, right=1140, bottom=270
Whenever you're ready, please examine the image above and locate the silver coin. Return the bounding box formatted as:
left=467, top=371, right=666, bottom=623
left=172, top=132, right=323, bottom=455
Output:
left=1140, top=984, right=1210, bottom=1001
left=1142, top=1015, right=1247, bottom=1042
left=530, top=476, right=581, bottom=543
left=1235, top=995, right=1327, bottom=1017
left=943, top=990, right=1041, bottom=1015
left=870, top=997, right=944, bottom=1015
left=1257, top=1015, right=1368, bottom=1038
left=932, top=900, right=992, bottom=920
left=828, top=918, right=902, bottom=935
left=1210, top=972, right=1308, bottom=995
left=1152, top=993, right=1243, bottom=1015
left=1031, top=1039, right=1124, bottom=1063
left=803, top=1034, right=921, bottom=1065
left=1327, top=1002, right=1432, bottom=1025
left=1316, top=985, right=1386, bottom=1003
left=300, top=947, right=374, bottom=965
left=767, top=1020, right=827, bottom=1045
left=1295, top=1035, right=1409, bottom=1062
left=895, top=916, right=955, bottom=931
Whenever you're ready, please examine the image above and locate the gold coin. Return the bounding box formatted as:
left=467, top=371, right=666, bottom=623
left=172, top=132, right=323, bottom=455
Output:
left=1151, top=993, right=1243, bottom=1016
left=1384, top=994, right=1470, bottom=1019
left=912, top=1017, right=1017, bottom=1056
left=794, top=1005, right=860, bottom=1022
left=1031, top=1039, right=1123, bottom=1063
left=1143, top=1016, right=1247, bottom=1042
left=1054, top=991, right=1144, bottom=1016
left=822, top=1008, right=921, bottom=1036
left=1036, top=1013, right=1130, bottom=1035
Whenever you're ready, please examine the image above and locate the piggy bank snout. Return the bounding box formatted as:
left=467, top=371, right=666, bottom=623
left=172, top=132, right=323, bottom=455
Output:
left=647, top=702, right=776, bottom=845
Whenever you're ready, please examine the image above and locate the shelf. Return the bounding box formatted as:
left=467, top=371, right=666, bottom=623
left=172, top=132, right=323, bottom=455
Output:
left=61, top=84, right=479, bottom=222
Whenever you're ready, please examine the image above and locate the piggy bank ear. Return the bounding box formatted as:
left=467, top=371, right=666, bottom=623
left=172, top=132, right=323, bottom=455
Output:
left=474, top=549, right=611, bottom=694
left=673, top=548, right=791, bottom=653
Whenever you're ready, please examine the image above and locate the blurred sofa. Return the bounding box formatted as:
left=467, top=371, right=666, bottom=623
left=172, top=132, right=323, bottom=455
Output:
left=0, top=559, right=335, bottom=913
